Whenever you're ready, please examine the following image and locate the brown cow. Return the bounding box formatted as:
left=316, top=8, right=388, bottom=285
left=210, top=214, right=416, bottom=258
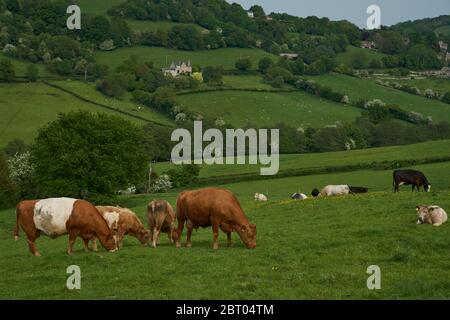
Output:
left=93, top=206, right=150, bottom=249
left=175, top=188, right=256, bottom=249
left=147, top=200, right=177, bottom=248
left=14, top=198, right=117, bottom=256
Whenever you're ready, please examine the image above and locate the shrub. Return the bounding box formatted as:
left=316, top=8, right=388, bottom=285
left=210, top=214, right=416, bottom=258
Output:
left=150, top=174, right=172, bottom=193
left=0, top=152, right=17, bottom=208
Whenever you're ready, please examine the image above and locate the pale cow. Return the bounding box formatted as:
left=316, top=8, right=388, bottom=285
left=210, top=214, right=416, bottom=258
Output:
left=147, top=200, right=177, bottom=248
left=416, top=205, right=448, bottom=226
left=254, top=193, right=268, bottom=201
left=320, top=185, right=350, bottom=197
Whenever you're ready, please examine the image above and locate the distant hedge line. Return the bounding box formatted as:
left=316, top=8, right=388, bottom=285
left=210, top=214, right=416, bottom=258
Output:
left=192, top=156, right=450, bottom=187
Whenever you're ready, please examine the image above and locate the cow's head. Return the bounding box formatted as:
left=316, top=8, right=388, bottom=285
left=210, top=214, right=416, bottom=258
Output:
left=424, top=184, right=431, bottom=192
left=170, top=228, right=179, bottom=244
left=104, top=233, right=118, bottom=252
left=137, top=229, right=151, bottom=245
left=416, top=205, right=430, bottom=224
left=237, top=224, right=256, bottom=249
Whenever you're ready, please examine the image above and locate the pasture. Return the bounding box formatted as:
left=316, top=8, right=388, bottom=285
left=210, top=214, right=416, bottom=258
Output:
left=305, top=74, right=450, bottom=122
left=335, top=46, right=387, bottom=67
left=177, top=90, right=361, bottom=128
left=94, top=46, right=277, bottom=71
left=155, top=139, right=450, bottom=180
left=0, top=82, right=150, bottom=147
left=435, top=25, right=450, bottom=37
left=397, top=78, right=450, bottom=95
left=0, top=53, right=53, bottom=78
left=1, top=160, right=450, bottom=299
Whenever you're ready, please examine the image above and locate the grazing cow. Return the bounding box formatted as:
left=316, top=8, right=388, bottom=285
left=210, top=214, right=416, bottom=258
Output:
left=94, top=206, right=150, bottom=249
left=393, top=169, right=431, bottom=192
left=348, top=186, right=369, bottom=194
left=254, top=193, right=268, bottom=201
left=291, top=193, right=307, bottom=200
left=147, top=200, right=177, bottom=248
left=416, top=205, right=447, bottom=226
left=320, top=185, right=350, bottom=197
left=14, top=198, right=117, bottom=256
left=176, top=188, right=256, bottom=249
left=311, top=188, right=320, bottom=197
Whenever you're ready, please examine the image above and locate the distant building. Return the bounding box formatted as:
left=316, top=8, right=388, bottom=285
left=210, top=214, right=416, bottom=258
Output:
left=424, top=67, right=450, bottom=78
left=361, top=40, right=376, bottom=50
left=279, top=53, right=298, bottom=60
left=439, top=41, right=448, bottom=52
left=162, top=61, right=192, bottom=77
left=266, top=16, right=273, bottom=21
left=247, top=11, right=254, bottom=18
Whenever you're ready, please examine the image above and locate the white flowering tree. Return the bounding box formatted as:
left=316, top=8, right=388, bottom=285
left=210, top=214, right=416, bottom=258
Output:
left=151, top=175, right=172, bottom=193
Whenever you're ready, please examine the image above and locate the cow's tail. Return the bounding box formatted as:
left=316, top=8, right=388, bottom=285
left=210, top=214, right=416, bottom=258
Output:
left=13, top=205, right=20, bottom=241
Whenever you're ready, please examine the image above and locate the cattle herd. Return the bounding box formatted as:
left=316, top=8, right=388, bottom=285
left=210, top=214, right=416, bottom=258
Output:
left=12, top=169, right=446, bottom=256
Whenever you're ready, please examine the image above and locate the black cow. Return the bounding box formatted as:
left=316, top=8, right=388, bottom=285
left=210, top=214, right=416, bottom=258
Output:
left=393, top=169, right=431, bottom=193
left=348, top=186, right=369, bottom=194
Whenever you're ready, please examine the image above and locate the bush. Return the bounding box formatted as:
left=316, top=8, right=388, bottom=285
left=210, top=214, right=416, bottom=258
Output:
left=0, top=152, right=17, bottom=208
left=235, top=58, right=252, bottom=72
left=165, top=164, right=200, bottom=188
left=7, top=151, right=36, bottom=198
left=25, top=64, right=38, bottom=82
left=31, top=111, right=148, bottom=201
left=152, top=86, right=176, bottom=113
left=150, top=174, right=172, bottom=193
left=258, top=57, right=274, bottom=74
left=202, top=66, right=223, bottom=85
left=442, top=92, right=450, bottom=104
left=0, top=58, right=15, bottom=82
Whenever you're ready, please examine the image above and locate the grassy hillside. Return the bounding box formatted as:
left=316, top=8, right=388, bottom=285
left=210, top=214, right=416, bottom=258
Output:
left=336, top=46, right=387, bottom=67
left=126, top=20, right=205, bottom=32
left=0, top=82, right=152, bottom=147
left=75, top=0, right=123, bottom=15
left=0, top=53, right=53, bottom=78
left=177, top=90, right=361, bottom=128
left=49, top=80, right=174, bottom=126
left=222, top=75, right=276, bottom=90
left=154, top=139, right=450, bottom=180
left=397, top=78, right=450, bottom=95
left=305, top=74, right=450, bottom=122
left=95, top=46, right=277, bottom=71
left=1, top=160, right=449, bottom=299
left=436, top=25, right=450, bottom=37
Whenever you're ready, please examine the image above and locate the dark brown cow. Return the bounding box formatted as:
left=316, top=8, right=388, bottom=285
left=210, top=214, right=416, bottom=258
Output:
left=14, top=198, right=117, bottom=256
left=393, top=169, right=431, bottom=192
left=175, top=188, right=256, bottom=249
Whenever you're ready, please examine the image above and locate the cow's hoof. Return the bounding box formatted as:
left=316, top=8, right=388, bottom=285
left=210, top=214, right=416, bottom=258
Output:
left=186, top=243, right=192, bottom=248
left=34, top=252, right=41, bottom=257
left=14, top=236, right=18, bottom=241
left=213, top=244, right=219, bottom=250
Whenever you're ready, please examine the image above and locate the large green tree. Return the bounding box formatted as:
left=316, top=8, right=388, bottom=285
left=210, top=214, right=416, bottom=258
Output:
left=31, top=111, right=148, bottom=201
left=0, top=58, right=15, bottom=82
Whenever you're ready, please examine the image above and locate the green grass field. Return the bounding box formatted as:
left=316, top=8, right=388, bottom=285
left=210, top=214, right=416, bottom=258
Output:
left=154, top=139, right=450, bottom=180
left=397, top=78, right=450, bottom=95
left=336, top=46, right=387, bottom=67
left=305, top=74, right=450, bottom=122
left=95, top=46, right=277, bottom=71
left=177, top=90, right=361, bottom=128
left=49, top=80, right=174, bottom=126
left=222, top=75, right=276, bottom=90
left=435, top=25, right=450, bottom=37
left=0, top=53, right=53, bottom=78
left=0, top=82, right=151, bottom=147
left=1, top=160, right=450, bottom=299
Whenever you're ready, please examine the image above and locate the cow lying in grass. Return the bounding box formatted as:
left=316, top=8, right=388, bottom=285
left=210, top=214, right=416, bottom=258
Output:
left=254, top=193, right=268, bottom=201
left=14, top=198, right=117, bottom=256
left=176, top=188, right=256, bottom=249
left=147, top=200, right=177, bottom=248
left=320, top=185, right=350, bottom=196
left=92, top=206, right=150, bottom=249
left=416, top=205, right=448, bottom=226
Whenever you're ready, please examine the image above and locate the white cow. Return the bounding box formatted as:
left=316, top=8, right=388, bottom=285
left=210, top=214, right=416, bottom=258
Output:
left=416, top=205, right=448, bottom=226
left=320, top=185, right=350, bottom=197
left=254, top=193, right=268, bottom=201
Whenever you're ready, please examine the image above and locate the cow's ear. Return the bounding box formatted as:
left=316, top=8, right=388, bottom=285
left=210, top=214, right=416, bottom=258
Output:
left=415, top=206, right=420, bottom=211
left=429, top=207, right=434, bottom=211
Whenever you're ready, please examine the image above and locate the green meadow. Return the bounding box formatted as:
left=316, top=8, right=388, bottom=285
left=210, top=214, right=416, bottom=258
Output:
left=95, top=46, right=277, bottom=71
left=1, top=160, right=450, bottom=299
left=336, top=46, right=388, bottom=67
left=305, top=74, right=450, bottom=122
left=177, top=90, right=361, bottom=128
left=397, top=78, right=450, bottom=95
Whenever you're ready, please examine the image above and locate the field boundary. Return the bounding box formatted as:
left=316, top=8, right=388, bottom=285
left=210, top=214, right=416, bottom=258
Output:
left=41, top=81, right=174, bottom=128
left=176, top=87, right=297, bottom=96
left=185, top=156, right=450, bottom=186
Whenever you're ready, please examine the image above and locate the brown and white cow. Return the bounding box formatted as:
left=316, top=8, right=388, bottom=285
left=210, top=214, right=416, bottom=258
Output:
left=175, top=188, right=256, bottom=249
left=93, top=206, right=150, bottom=249
left=147, top=200, right=177, bottom=248
left=416, top=205, right=448, bottom=226
left=14, top=198, right=117, bottom=256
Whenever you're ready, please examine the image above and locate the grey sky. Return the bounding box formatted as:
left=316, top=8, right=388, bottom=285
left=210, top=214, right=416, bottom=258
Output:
left=230, top=0, right=450, bottom=28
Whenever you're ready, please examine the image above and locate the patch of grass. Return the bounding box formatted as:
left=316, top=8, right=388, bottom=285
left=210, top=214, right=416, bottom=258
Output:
left=177, top=90, right=361, bottom=128
left=305, top=73, right=450, bottom=122
left=155, top=138, right=450, bottom=181
left=0, top=82, right=150, bottom=147
left=222, top=75, right=275, bottom=90
left=49, top=80, right=174, bottom=126
left=336, top=46, right=388, bottom=67
left=95, top=46, right=277, bottom=71
left=0, top=53, right=53, bottom=78
left=436, top=25, right=450, bottom=37
left=396, top=78, right=450, bottom=95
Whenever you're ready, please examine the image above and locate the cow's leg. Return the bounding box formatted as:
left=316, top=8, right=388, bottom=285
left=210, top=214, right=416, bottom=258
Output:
left=212, top=223, right=219, bottom=250
left=152, top=214, right=164, bottom=248
left=226, top=232, right=233, bottom=247
left=82, top=238, right=90, bottom=252
left=67, top=229, right=79, bottom=255
left=92, top=237, right=98, bottom=252
left=175, top=216, right=185, bottom=249
left=186, top=220, right=193, bottom=248
left=26, top=230, right=41, bottom=257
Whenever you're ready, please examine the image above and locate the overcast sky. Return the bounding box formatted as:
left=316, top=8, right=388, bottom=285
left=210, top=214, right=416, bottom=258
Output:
left=230, top=0, right=450, bottom=28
